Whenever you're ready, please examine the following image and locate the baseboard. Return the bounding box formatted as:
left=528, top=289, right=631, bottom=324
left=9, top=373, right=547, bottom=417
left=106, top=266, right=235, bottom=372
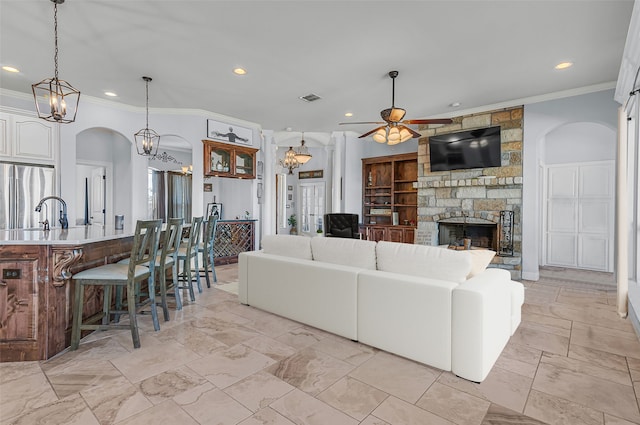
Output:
left=521, top=271, right=540, bottom=281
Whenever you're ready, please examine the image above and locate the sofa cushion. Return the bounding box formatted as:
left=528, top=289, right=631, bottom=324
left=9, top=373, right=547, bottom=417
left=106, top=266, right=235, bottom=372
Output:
left=376, top=241, right=472, bottom=283
left=311, top=237, right=377, bottom=269
left=262, top=235, right=312, bottom=260
left=467, top=249, right=497, bottom=279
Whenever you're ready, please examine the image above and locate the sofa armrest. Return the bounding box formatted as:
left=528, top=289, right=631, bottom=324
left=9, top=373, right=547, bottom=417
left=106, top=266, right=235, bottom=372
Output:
left=451, top=277, right=512, bottom=382
left=238, top=250, right=262, bottom=305
left=358, top=270, right=458, bottom=372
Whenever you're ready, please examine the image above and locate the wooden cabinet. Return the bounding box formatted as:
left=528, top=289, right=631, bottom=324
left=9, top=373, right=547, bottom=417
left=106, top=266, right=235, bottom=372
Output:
left=366, top=225, right=415, bottom=243
left=362, top=153, right=417, bottom=244
left=203, top=140, right=258, bottom=179
left=0, top=111, right=57, bottom=163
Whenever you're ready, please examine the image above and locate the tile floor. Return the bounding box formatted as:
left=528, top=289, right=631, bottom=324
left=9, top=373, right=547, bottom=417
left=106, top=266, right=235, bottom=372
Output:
left=1, top=264, right=640, bottom=425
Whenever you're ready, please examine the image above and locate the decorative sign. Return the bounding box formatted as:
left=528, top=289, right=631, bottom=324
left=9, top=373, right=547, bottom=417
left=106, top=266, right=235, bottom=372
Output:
left=207, top=119, right=253, bottom=146
left=299, top=169, right=323, bottom=179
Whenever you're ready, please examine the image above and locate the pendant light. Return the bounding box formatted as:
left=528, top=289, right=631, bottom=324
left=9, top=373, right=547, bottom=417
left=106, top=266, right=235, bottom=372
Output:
left=293, top=132, right=312, bottom=164
left=32, top=0, right=80, bottom=124
left=280, top=147, right=300, bottom=175
left=134, top=76, right=160, bottom=156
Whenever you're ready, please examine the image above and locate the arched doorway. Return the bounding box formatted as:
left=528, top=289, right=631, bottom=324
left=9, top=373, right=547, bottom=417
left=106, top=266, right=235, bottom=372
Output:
left=76, top=127, right=131, bottom=227
left=541, top=122, right=616, bottom=272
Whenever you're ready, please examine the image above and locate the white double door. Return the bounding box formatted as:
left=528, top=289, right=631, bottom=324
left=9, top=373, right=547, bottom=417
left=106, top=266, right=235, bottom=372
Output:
left=544, top=161, right=614, bottom=272
left=299, top=182, right=325, bottom=236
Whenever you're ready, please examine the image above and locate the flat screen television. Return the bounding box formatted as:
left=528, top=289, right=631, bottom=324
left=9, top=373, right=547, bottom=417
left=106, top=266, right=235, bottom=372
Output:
left=429, top=126, right=501, bottom=172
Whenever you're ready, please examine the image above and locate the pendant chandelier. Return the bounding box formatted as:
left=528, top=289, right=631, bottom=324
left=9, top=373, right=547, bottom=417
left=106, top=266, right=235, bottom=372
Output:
left=134, top=76, right=160, bottom=156
left=32, top=0, right=80, bottom=124
left=293, top=132, right=312, bottom=164
left=280, top=146, right=300, bottom=175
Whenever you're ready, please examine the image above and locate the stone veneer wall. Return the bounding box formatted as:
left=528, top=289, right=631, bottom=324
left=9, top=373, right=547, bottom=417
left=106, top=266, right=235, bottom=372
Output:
left=415, top=106, right=523, bottom=279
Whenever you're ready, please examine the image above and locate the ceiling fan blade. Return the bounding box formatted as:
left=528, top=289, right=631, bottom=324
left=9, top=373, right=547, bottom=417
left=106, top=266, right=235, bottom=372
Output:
left=358, top=126, right=387, bottom=138
left=339, top=121, right=385, bottom=125
left=397, top=125, right=422, bottom=138
left=402, top=118, right=454, bottom=125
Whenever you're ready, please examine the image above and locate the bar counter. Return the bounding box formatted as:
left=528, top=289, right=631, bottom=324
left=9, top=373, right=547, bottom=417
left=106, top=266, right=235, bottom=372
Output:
left=0, top=226, right=135, bottom=361
left=0, top=225, right=132, bottom=245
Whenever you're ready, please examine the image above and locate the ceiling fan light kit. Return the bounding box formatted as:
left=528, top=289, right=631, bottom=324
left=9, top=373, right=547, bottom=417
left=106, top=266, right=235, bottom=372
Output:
left=340, top=70, right=453, bottom=145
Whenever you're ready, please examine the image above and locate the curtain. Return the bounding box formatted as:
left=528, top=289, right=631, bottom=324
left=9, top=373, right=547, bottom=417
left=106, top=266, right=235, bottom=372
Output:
left=167, top=171, right=192, bottom=223
left=148, top=169, right=166, bottom=221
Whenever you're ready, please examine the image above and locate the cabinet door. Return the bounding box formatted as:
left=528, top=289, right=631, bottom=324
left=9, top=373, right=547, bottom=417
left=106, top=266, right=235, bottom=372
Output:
left=388, top=228, right=404, bottom=243
left=0, top=258, right=39, bottom=342
left=205, top=142, right=232, bottom=177
left=235, top=149, right=255, bottom=178
left=0, top=114, right=9, bottom=158
left=369, top=226, right=386, bottom=242
left=13, top=116, right=55, bottom=163
left=403, top=228, right=415, bottom=244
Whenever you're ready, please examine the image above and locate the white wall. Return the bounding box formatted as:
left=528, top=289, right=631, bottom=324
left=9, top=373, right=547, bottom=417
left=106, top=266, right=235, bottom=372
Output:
left=0, top=90, right=262, bottom=230
left=522, top=89, right=619, bottom=280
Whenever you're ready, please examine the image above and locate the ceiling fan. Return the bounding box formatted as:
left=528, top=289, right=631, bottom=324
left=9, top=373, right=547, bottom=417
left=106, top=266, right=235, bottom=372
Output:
left=340, top=70, right=453, bottom=145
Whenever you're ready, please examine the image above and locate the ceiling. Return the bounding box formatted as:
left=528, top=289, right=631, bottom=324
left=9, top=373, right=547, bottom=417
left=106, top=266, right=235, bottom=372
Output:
left=0, top=0, right=634, bottom=143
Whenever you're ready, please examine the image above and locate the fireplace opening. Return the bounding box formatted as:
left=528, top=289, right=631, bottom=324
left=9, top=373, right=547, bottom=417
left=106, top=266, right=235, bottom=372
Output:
left=438, top=222, right=497, bottom=251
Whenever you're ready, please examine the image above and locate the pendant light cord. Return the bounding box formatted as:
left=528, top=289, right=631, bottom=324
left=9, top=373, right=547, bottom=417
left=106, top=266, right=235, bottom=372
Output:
left=53, top=2, right=59, bottom=81
left=145, top=79, right=149, bottom=129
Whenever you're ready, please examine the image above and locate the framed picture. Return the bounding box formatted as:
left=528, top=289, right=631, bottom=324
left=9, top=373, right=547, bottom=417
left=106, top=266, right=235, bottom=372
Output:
left=203, top=183, right=213, bottom=192
left=287, top=194, right=293, bottom=201
left=287, top=185, right=293, bottom=191
left=299, top=169, right=323, bottom=179
left=206, top=203, right=222, bottom=220
left=207, top=119, right=253, bottom=146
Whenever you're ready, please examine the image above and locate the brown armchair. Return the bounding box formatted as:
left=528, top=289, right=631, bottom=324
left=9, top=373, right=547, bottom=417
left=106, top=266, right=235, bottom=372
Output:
left=324, top=213, right=359, bottom=238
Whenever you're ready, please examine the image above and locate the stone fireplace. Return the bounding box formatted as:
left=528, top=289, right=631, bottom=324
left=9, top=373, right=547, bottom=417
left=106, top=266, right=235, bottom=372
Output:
left=415, top=107, right=523, bottom=279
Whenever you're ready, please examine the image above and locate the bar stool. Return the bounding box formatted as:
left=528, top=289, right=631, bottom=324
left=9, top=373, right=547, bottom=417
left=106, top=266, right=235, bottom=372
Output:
left=175, top=216, right=203, bottom=309
left=70, top=219, right=162, bottom=350
left=198, top=216, right=218, bottom=288
left=149, top=217, right=184, bottom=321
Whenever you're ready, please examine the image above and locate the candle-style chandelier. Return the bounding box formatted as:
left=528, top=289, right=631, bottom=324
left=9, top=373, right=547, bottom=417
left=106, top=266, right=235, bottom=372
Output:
left=32, top=0, right=80, bottom=124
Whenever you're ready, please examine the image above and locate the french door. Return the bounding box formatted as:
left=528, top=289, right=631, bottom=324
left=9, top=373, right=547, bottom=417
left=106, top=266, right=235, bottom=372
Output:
left=299, top=182, right=325, bottom=236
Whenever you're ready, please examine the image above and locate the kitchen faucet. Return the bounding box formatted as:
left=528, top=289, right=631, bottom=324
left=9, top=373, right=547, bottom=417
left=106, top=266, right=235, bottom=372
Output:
left=35, top=196, right=68, bottom=229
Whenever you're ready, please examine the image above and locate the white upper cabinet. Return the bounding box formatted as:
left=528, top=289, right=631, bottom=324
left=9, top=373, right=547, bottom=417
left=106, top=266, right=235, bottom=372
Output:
left=0, top=111, right=57, bottom=164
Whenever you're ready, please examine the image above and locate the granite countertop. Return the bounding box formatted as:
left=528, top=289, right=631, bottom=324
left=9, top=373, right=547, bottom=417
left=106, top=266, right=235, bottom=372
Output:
left=0, top=225, right=133, bottom=246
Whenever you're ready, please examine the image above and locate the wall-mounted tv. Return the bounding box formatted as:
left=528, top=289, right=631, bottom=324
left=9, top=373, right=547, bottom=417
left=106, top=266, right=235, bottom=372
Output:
left=429, top=126, right=501, bottom=172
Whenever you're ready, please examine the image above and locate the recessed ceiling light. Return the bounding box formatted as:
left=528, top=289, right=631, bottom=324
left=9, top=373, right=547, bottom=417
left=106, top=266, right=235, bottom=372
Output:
left=344, top=112, right=353, bottom=117
left=554, top=61, right=573, bottom=70
left=233, top=68, right=247, bottom=75
left=449, top=102, right=461, bottom=108
left=104, top=91, right=117, bottom=97
left=2, top=66, right=19, bottom=73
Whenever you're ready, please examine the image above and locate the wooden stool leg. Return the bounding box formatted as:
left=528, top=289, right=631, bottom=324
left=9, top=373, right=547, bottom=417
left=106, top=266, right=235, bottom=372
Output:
left=210, top=248, right=217, bottom=283
left=70, top=281, right=84, bottom=350
left=159, top=268, right=170, bottom=322
left=174, top=261, right=183, bottom=310
left=194, top=254, right=203, bottom=293
left=203, top=250, right=211, bottom=289
left=127, top=281, right=141, bottom=349
left=102, top=284, right=112, bottom=325
left=148, top=272, right=160, bottom=332
left=185, top=258, right=196, bottom=302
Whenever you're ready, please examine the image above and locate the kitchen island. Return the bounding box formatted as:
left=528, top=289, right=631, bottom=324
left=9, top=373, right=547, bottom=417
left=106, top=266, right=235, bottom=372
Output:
left=0, top=226, right=135, bottom=361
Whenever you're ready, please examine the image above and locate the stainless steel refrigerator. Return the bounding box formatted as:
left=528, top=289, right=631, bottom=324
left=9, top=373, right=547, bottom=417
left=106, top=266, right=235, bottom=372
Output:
left=0, top=161, right=55, bottom=229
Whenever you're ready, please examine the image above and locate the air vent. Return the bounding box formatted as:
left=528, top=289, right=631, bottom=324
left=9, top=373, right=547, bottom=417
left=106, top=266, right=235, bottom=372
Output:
left=299, top=93, right=321, bottom=102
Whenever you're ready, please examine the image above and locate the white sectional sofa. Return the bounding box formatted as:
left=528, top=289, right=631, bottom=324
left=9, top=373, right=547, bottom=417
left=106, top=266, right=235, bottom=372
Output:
left=238, top=234, right=524, bottom=382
